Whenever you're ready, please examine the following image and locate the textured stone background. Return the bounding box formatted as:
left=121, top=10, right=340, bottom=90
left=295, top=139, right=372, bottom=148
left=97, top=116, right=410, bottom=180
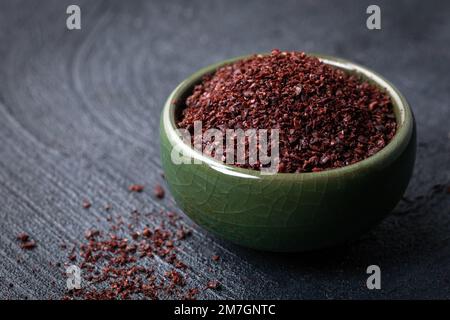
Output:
left=0, top=0, right=449, bottom=299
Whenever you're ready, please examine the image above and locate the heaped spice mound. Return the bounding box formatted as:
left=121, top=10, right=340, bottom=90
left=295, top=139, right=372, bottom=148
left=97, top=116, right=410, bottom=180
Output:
left=178, top=50, right=397, bottom=173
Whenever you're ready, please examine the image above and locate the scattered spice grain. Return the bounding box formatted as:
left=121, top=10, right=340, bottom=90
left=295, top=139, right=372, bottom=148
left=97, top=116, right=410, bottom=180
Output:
left=20, top=240, right=36, bottom=250
left=82, top=199, right=91, bottom=209
left=206, top=280, right=220, bottom=290
left=17, top=232, right=29, bottom=242
left=16, top=232, right=36, bottom=250
left=63, top=207, right=202, bottom=300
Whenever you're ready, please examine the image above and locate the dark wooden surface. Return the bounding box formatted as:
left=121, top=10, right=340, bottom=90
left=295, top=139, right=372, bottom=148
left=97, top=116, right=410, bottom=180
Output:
left=1, top=0, right=449, bottom=299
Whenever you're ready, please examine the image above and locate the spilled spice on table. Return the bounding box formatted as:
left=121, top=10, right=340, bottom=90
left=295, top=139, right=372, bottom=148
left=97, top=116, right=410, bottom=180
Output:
left=179, top=50, right=397, bottom=173
left=63, top=208, right=202, bottom=300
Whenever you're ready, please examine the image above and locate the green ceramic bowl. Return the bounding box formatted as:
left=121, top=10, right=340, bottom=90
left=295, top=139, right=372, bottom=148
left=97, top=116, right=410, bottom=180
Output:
left=160, top=54, right=416, bottom=252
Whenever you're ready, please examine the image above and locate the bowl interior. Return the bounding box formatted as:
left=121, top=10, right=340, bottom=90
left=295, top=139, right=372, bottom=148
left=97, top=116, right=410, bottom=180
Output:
left=162, top=53, right=413, bottom=180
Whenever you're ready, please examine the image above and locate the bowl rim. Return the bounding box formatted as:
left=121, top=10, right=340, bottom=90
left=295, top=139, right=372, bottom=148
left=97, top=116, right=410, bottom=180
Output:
left=162, top=53, right=414, bottom=180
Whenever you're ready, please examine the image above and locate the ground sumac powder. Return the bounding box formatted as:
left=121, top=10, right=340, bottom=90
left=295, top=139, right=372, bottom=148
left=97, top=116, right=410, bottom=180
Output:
left=178, top=50, right=397, bottom=173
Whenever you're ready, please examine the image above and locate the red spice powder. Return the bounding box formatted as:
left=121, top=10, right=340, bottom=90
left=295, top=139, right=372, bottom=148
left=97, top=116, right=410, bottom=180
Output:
left=63, top=209, right=202, bottom=300
left=178, top=50, right=397, bottom=173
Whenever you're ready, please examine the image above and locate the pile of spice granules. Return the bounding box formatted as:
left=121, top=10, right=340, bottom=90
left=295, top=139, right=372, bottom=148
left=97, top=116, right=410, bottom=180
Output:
left=178, top=50, right=397, bottom=173
left=63, top=184, right=220, bottom=300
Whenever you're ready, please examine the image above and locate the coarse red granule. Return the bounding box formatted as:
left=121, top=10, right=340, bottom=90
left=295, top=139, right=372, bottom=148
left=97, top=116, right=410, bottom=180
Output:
left=154, top=184, right=165, bottom=199
left=206, top=280, right=220, bottom=290
left=20, top=240, right=36, bottom=250
left=184, top=288, right=200, bottom=300
left=63, top=209, right=201, bottom=300
left=129, top=184, right=145, bottom=193
left=178, top=50, right=397, bottom=173
left=16, top=232, right=36, bottom=250
left=82, top=199, right=91, bottom=209
left=211, top=255, right=220, bottom=262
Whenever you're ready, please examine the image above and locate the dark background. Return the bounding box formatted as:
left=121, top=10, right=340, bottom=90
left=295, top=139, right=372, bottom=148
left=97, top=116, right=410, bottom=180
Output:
left=1, top=0, right=449, bottom=299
